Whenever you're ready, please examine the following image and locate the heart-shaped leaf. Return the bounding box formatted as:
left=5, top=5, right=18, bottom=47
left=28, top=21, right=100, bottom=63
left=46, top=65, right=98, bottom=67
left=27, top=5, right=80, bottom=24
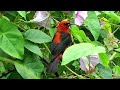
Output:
left=24, top=40, right=43, bottom=57
left=61, top=43, right=106, bottom=65
left=24, top=29, right=52, bottom=43
left=84, top=11, right=100, bottom=41
left=17, top=11, right=26, bottom=20
left=0, top=18, right=24, bottom=60
left=15, top=62, right=40, bottom=79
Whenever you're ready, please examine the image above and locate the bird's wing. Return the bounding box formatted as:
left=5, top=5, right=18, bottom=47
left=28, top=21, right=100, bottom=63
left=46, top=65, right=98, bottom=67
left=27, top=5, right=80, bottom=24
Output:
left=50, top=32, right=72, bottom=60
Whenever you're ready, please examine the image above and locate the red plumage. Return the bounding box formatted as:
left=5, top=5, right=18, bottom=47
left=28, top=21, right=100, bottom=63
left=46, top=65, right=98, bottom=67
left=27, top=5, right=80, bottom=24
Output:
left=47, top=19, right=72, bottom=73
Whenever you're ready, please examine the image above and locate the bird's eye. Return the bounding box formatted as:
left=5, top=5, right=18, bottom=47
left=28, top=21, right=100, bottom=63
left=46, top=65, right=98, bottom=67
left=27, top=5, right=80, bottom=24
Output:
left=64, top=22, right=70, bottom=26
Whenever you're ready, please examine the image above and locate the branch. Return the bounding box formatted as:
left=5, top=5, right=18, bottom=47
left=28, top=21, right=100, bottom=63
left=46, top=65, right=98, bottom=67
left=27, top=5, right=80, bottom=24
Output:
left=39, top=56, right=49, bottom=66
left=0, top=56, right=16, bottom=64
left=110, top=52, right=117, bottom=61
left=65, top=65, right=85, bottom=79
left=0, top=69, right=16, bottom=78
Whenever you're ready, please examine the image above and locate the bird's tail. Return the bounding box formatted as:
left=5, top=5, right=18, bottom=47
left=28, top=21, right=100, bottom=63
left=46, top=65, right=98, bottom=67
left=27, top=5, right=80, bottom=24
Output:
left=47, top=60, right=60, bottom=73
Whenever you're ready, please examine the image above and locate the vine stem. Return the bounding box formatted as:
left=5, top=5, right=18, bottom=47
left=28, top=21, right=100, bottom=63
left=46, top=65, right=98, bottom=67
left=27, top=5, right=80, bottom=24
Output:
left=111, top=61, right=116, bottom=66
left=104, top=21, right=120, bottom=27
left=0, top=56, right=21, bottom=78
left=113, top=26, right=120, bottom=34
left=43, top=43, right=51, bottom=54
left=43, top=15, right=51, bottom=31
left=64, top=65, right=85, bottom=79
left=13, top=14, right=19, bottom=22
left=110, top=52, right=117, bottom=61
left=70, top=34, right=76, bottom=44
left=0, top=56, right=16, bottom=64
left=0, top=69, right=16, bottom=78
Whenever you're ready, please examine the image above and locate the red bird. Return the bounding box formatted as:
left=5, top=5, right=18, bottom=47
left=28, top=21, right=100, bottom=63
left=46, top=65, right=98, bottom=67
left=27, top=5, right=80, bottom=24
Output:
left=47, top=19, right=72, bottom=73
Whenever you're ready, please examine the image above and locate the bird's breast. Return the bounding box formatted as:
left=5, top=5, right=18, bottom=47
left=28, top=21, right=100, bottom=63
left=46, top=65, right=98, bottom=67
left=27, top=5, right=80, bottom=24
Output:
left=53, top=32, right=61, bottom=44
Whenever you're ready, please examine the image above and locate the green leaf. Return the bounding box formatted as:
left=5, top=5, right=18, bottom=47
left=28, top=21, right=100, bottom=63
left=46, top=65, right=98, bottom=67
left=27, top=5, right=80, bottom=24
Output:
left=24, top=40, right=43, bottom=57
left=98, top=53, right=109, bottom=67
left=23, top=51, right=44, bottom=77
left=24, top=29, right=52, bottom=43
left=113, top=66, right=120, bottom=76
left=102, top=22, right=112, bottom=32
left=49, top=28, right=56, bottom=38
left=72, top=61, right=79, bottom=67
left=1, top=16, right=10, bottom=21
left=7, top=71, right=22, bottom=79
left=0, top=49, right=11, bottom=58
left=104, top=36, right=119, bottom=51
left=79, top=30, right=93, bottom=43
left=4, top=11, right=18, bottom=22
left=26, top=11, right=31, bottom=14
left=0, top=18, right=24, bottom=60
left=72, top=61, right=80, bottom=69
left=0, top=62, right=6, bottom=74
left=100, top=17, right=112, bottom=32
left=15, top=51, right=44, bottom=79
left=114, top=48, right=120, bottom=52
left=15, top=62, right=40, bottom=79
left=104, top=38, right=113, bottom=51
left=5, top=11, right=18, bottom=17
left=71, top=25, right=83, bottom=42
left=115, top=53, right=120, bottom=58
left=97, top=64, right=112, bottom=79
left=84, top=11, right=100, bottom=41
left=61, top=43, right=106, bottom=65
left=71, top=25, right=95, bottom=44
left=102, top=11, right=120, bottom=23
left=17, top=11, right=26, bottom=20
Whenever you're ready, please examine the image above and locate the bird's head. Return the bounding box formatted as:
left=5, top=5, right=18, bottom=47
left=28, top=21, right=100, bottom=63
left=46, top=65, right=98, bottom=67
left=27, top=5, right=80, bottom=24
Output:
left=57, top=19, right=70, bottom=32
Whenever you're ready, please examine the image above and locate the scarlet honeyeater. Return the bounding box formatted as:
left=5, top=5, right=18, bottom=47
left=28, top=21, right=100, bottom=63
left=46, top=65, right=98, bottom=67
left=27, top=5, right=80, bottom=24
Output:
left=47, top=19, right=72, bottom=73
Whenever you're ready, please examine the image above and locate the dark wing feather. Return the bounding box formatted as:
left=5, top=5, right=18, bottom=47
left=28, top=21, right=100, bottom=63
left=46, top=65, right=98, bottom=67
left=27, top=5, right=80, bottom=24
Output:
left=50, top=32, right=72, bottom=60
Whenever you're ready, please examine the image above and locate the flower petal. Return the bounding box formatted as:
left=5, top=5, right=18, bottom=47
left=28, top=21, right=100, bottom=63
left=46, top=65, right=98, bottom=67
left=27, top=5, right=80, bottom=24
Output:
left=77, top=11, right=88, bottom=20
left=33, top=11, right=58, bottom=30
left=75, top=11, right=88, bottom=26
left=80, top=57, right=88, bottom=72
left=89, top=54, right=100, bottom=66
left=75, top=15, right=84, bottom=26
left=33, top=11, right=50, bottom=22
left=35, top=16, right=52, bottom=30
left=79, top=54, right=100, bottom=74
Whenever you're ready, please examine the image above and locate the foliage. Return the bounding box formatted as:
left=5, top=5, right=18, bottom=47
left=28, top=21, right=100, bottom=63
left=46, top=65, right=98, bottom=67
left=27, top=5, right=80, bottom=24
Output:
left=0, top=11, right=120, bottom=79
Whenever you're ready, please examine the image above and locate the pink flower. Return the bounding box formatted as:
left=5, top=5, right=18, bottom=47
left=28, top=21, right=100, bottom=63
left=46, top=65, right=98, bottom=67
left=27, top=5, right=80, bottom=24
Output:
left=33, top=11, right=59, bottom=30
left=33, top=11, right=51, bottom=30
left=33, top=11, right=50, bottom=22
left=75, top=11, right=88, bottom=26
left=80, top=54, right=100, bottom=74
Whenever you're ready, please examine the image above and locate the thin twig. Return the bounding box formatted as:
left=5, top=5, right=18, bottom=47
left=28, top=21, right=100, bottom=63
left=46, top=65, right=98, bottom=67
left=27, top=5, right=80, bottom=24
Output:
left=113, top=49, right=120, bottom=53
left=39, top=56, right=49, bottom=66
left=113, top=26, right=120, bottom=34
left=110, top=52, right=117, bottom=61
left=111, top=61, right=116, bottom=66
left=0, top=69, right=16, bottom=78
left=0, top=56, right=16, bottom=64
left=13, top=14, right=19, bottom=22
left=43, top=15, right=51, bottom=31
left=65, top=65, right=85, bottom=79
left=43, top=43, right=51, bottom=54
left=104, top=22, right=120, bottom=27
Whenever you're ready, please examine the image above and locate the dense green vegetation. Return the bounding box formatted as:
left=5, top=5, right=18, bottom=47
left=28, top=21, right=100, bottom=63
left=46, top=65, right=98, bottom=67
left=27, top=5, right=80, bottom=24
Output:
left=0, top=11, right=120, bottom=79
